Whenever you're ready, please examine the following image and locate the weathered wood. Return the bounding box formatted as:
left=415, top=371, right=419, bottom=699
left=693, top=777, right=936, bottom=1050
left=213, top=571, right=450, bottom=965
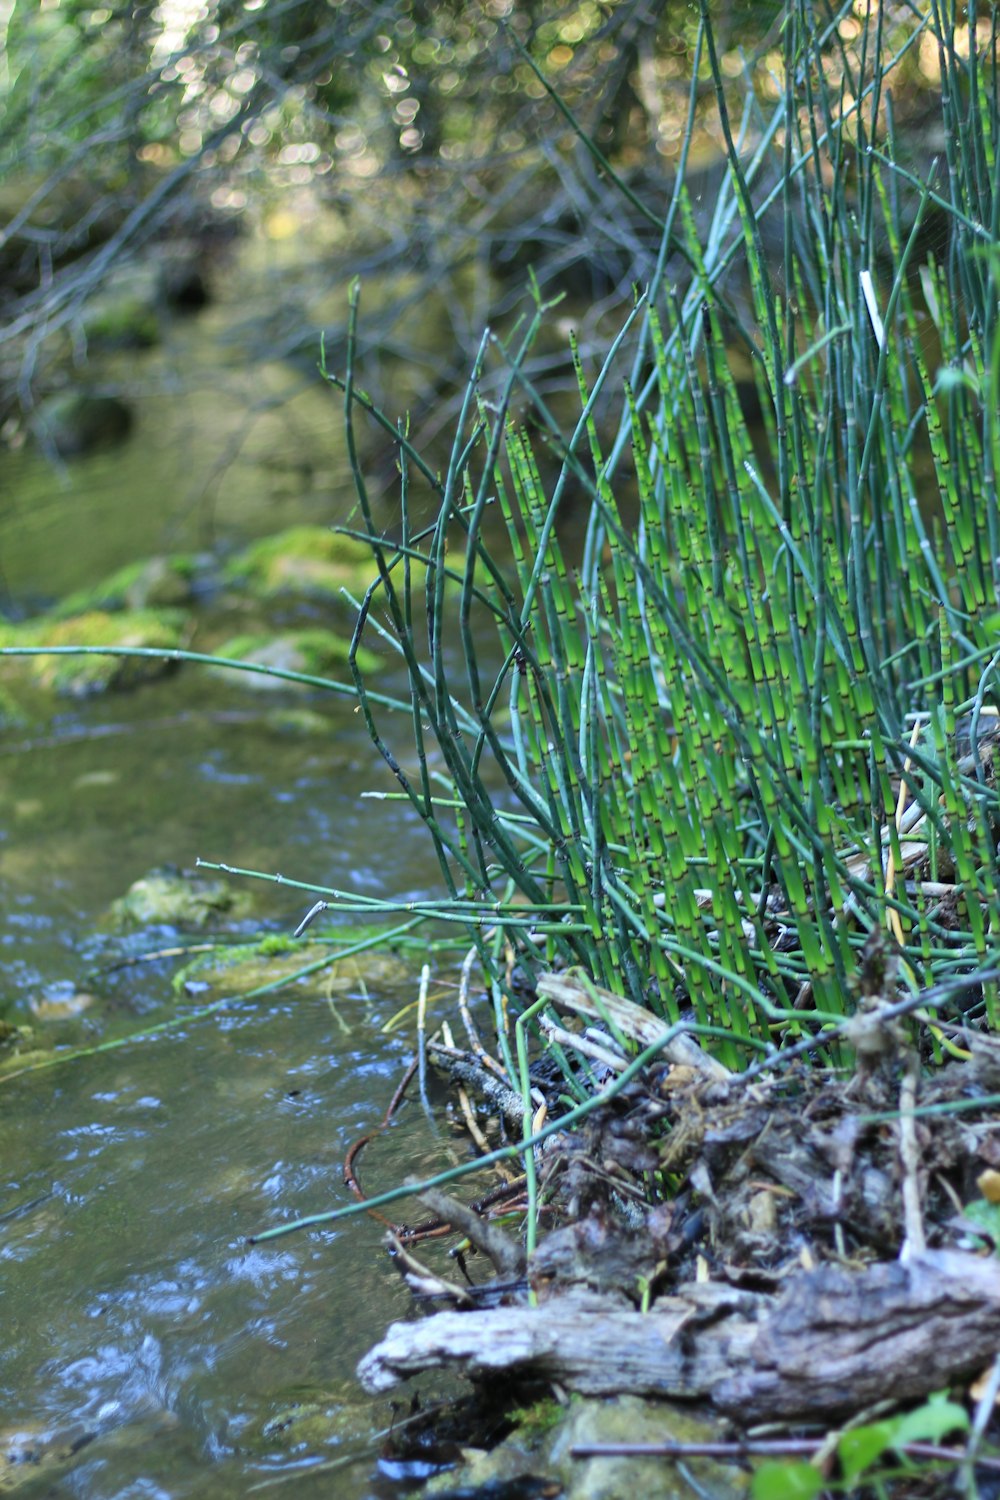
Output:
left=418, top=1188, right=526, bottom=1277
left=536, top=973, right=731, bottom=1081
left=723, top=1248, right=1000, bottom=1421
left=358, top=1249, right=1000, bottom=1423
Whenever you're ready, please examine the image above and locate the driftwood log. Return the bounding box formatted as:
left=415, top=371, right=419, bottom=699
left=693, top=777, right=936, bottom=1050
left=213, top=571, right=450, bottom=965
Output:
left=358, top=1249, right=1000, bottom=1424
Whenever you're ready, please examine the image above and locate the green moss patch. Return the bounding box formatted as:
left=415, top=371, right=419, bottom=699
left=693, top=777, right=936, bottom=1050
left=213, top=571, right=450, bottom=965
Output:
left=108, top=868, right=255, bottom=931
left=261, top=707, right=333, bottom=737
left=209, top=628, right=380, bottom=688
left=0, top=609, right=185, bottom=696
left=173, top=934, right=410, bottom=996
left=223, top=525, right=378, bottom=600
left=53, top=555, right=198, bottom=618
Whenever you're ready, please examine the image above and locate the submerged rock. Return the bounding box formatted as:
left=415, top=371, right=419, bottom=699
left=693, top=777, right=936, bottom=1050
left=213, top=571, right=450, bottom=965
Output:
left=0, top=609, right=184, bottom=696
left=32, top=391, right=132, bottom=457
left=108, top=867, right=254, bottom=931
left=29, top=985, right=97, bottom=1021
left=174, top=932, right=409, bottom=996
left=0, top=1020, right=50, bottom=1076
left=261, top=706, right=333, bottom=737
left=53, top=555, right=199, bottom=617
left=210, top=628, right=380, bottom=688
left=255, top=1386, right=377, bottom=1450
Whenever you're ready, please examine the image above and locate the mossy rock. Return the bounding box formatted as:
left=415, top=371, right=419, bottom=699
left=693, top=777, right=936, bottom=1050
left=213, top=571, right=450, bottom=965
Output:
left=33, top=392, right=132, bottom=457
left=0, top=1021, right=49, bottom=1077
left=53, top=555, right=199, bottom=618
left=0, top=609, right=184, bottom=696
left=82, top=295, right=160, bottom=350
left=0, top=1017, right=34, bottom=1050
left=29, top=985, right=97, bottom=1022
left=174, top=933, right=410, bottom=996
left=0, top=682, right=30, bottom=729
left=253, top=1381, right=372, bottom=1450
left=209, top=629, right=380, bottom=688
left=223, top=526, right=377, bottom=600
left=261, top=707, right=333, bottom=737
left=223, top=524, right=464, bottom=606
left=108, top=868, right=254, bottom=931
left=428, top=1395, right=748, bottom=1499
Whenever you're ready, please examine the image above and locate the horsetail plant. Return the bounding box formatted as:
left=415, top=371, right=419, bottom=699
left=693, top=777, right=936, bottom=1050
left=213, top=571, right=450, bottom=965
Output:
left=2, top=0, right=999, bottom=1117
left=328, top=0, right=1000, bottom=1092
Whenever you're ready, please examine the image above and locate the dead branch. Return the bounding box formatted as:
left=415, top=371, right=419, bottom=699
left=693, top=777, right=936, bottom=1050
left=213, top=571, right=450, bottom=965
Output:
left=358, top=1250, right=1000, bottom=1425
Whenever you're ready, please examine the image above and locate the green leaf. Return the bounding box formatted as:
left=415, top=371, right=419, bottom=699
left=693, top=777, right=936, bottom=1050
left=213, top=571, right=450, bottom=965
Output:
left=891, top=1391, right=970, bottom=1449
left=962, top=1198, right=1000, bottom=1249
left=839, top=1420, right=897, bottom=1481
left=751, top=1460, right=823, bottom=1500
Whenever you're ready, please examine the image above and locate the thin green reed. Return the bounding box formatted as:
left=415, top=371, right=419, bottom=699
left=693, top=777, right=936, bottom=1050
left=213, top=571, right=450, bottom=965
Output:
left=11, top=1, right=993, bottom=1072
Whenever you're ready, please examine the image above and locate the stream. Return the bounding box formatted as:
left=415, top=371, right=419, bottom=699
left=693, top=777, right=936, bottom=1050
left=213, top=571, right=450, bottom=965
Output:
left=1, top=210, right=466, bottom=1498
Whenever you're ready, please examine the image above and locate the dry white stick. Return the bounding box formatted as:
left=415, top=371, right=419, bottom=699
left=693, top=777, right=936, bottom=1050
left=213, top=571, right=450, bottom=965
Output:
left=417, top=963, right=432, bottom=1118
left=899, top=1051, right=926, bottom=1261
left=539, top=1015, right=627, bottom=1073
left=537, top=972, right=730, bottom=1081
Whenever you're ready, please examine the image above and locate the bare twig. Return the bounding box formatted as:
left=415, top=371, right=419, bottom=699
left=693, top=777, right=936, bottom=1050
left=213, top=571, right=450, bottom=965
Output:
left=417, top=1188, right=526, bottom=1277
left=539, top=1014, right=627, bottom=1073
left=416, top=963, right=433, bottom=1120
left=899, top=1050, right=926, bottom=1260
left=569, top=1439, right=1000, bottom=1473
left=385, top=1232, right=475, bottom=1306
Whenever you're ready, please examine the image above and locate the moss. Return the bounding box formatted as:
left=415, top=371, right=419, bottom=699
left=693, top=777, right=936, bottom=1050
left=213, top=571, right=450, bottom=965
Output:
left=108, top=868, right=254, bottom=931
left=52, top=555, right=198, bottom=618
left=262, top=707, right=332, bottom=737
left=173, top=934, right=409, bottom=996
left=0, top=609, right=185, bottom=696
left=256, top=1395, right=367, bottom=1448
left=507, top=1395, right=568, bottom=1437
left=223, top=525, right=377, bottom=600
left=428, top=1395, right=748, bottom=1499
left=0, top=1020, right=48, bottom=1076
left=223, top=523, right=463, bottom=603
left=210, top=628, right=381, bottom=687
left=254, top=933, right=299, bottom=957
left=0, top=1018, right=27, bottom=1047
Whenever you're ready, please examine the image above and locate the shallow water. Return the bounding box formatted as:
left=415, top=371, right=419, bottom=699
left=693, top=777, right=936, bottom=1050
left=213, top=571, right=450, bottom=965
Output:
left=1, top=1001, right=449, bottom=1498
left=0, top=219, right=475, bottom=1496
left=0, top=664, right=467, bottom=1498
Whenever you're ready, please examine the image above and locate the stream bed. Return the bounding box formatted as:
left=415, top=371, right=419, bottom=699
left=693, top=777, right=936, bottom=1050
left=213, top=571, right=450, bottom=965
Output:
left=1, top=217, right=466, bottom=1498
left=0, top=667, right=461, bottom=1499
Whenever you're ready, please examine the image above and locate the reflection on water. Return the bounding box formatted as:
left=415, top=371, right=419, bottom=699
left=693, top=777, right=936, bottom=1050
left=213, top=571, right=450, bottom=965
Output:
left=1, top=938, right=456, bottom=1498
left=0, top=203, right=480, bottom=1495
left=2, top=1014, right=456, bottom=1492
left=0, top=658, right=459, bottom=1500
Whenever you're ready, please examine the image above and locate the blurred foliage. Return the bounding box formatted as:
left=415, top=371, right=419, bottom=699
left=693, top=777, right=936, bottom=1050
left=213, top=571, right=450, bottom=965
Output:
left=0, top=0, right=946, bottom=424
